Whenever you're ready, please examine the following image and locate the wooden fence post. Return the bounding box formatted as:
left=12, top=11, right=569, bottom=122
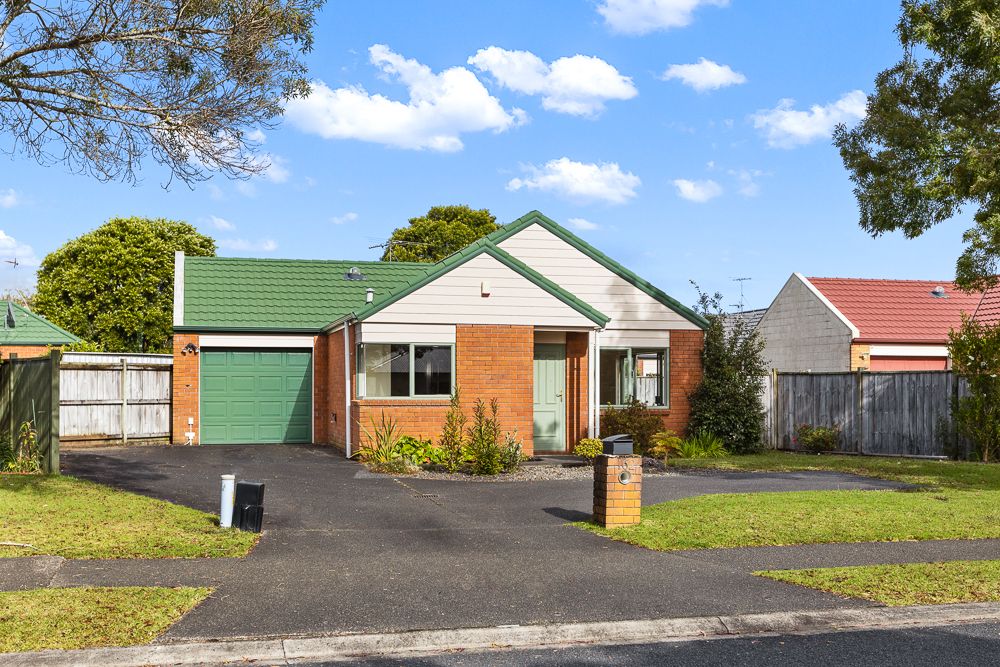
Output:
left=856, top=369, right=863, bottom=455
left=45, top=350, right=60, bottom=474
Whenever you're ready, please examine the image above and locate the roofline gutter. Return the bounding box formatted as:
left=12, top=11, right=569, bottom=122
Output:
left=854, top=338, right=951, bottom=345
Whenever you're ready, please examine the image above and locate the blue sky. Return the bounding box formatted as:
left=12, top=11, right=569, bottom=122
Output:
left=0, top=0, right=972, bottom=311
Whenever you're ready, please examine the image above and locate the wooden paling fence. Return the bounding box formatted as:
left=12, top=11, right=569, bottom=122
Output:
left=763, top=370, right=969, bottom=458
left=59, top=352, right=172, bottom=446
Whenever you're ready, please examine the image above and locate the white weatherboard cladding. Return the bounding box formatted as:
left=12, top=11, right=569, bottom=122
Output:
left=365, top=253, right=598, bottom=327
left=600, top=329, right=670, bottom=347
left=358, top=323, right=456, bottom=344
left=497, top=224, right=700, bottom=333
left=199, top=335, right=315, bottom=348
left=757, top=274, right=854, bottom=372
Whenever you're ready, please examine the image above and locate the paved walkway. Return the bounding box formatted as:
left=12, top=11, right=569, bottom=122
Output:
left=4, top=445, right=997, bottom=644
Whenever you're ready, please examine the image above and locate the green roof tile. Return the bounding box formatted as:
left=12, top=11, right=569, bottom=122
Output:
left=179, top=258, right=429, bottom=331
left=0, top=301, right=81, bottom=346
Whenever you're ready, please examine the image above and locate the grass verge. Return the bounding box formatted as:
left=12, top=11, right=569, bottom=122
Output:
left=670, top=451, right=1000, bottom=491
left=0, top=475, right=257, bottom=558
left=0, top=586, right=210, bottom=652
left=757, top=560, right=1000, bottom=606
left=577, top=488, right=1000, bottom=550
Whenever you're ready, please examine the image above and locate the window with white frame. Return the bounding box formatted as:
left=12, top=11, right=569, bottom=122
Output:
left=599, top=348, right=668, bottom=408
left=356, top=343, right=454, bottom=398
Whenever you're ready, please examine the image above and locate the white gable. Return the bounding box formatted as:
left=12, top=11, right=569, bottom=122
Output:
left=364, top=252, right=599, bottom=328
left=497, top=223, right=701, bottom=334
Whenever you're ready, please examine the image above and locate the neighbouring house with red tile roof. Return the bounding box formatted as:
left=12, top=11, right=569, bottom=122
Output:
left=756, top=273, right=982, bottom=372
left=973, top=285, right=1000, bottom=326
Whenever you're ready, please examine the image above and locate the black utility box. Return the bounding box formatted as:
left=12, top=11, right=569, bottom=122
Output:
left=234, top=481, right=265, bottom=533
left=602, top=433, right=634, bottom=455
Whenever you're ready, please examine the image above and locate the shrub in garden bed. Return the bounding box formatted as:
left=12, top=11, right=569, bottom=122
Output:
left=574, top=438, right=603, bottom=464
left=794, top=423, right=841, bottom=453
left=599, top=400, right=663, bottom=455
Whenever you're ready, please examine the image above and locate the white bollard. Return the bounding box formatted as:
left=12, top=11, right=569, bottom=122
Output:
left=220, top=475, right=235, bottom=528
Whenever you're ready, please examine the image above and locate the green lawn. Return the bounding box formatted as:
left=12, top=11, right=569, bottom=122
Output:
left=757, top=561, right=1000, bottom=606
left=671, top=451, right=1000, bottom=491
left=0, top=475, right=257, bottom=558
left=578, top=488, right=1000, bottom=550
left=0, top=587, right=210, bottom=652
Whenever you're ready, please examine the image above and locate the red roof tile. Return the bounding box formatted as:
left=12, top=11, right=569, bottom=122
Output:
left=806, top=277, right=982, bottom=343
left=974, top=285, right=1000, bottom=326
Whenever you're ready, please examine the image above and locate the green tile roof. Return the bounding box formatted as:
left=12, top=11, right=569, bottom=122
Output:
left=0, top=301, right=81, bottom=346
left=179, top=258, right=430, bottom=331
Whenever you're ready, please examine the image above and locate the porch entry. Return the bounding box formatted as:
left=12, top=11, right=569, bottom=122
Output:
left=533, top=343, right=566, bottom=452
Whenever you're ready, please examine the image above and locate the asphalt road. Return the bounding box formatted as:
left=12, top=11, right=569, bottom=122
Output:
left=54, top=445, right=982, bottom=643
left=166, top=620, right=1000, bottom=667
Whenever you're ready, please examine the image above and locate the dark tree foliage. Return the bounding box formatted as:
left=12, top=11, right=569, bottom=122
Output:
left=381, top=206, right=501, bottom=263
left=686, top=284, right=769, bottom=455
left=834, top=0, right=1000, bottom=292
left=35, top=217, right=216, bottom=352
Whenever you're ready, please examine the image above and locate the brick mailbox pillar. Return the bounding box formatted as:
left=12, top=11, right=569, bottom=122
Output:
left=593, top=454, right=642, bottom=528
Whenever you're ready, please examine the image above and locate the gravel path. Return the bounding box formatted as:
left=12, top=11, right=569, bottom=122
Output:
left=355, top=461, right=682, bottom=482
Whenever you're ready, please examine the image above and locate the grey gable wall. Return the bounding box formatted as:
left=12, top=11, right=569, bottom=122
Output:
left=757, top=274, right=854, bottom=372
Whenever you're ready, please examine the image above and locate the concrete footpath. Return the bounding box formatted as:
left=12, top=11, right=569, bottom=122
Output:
left=8, top=602, right=1000, bottom=666
left=5, top=445, right=1000, bottom=664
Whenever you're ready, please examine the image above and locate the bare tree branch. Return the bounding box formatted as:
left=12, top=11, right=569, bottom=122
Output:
left=0, top=0, right=323, bottom=185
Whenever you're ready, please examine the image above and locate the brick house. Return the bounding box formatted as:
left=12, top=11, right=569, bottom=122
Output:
left=171, top=211, right=707, bottom=456
left=0, top=300, right=81, bottom=359
left=757, top=273, right=982, bottom=372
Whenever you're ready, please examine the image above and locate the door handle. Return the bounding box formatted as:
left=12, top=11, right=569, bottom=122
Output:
left=556, top=391, right=563, bottom=400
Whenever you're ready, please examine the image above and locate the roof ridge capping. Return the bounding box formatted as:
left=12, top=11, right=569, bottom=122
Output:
left=484, top=210, right=708, bottom=330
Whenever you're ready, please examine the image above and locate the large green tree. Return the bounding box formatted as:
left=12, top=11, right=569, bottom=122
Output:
left=35, top=217, right=215, bottom=352
left=834, top=0, right=1000, bottom=292
left=380, top=206, right=501, bottom=263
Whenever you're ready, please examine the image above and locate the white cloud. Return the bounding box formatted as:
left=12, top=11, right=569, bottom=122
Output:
left=752, top=90, right=867, bottom=149
left=206, top=183, right=227, bottom=201
left=660, top=58, right=746, bottom=92
left=209, top=216, right=237, bottom=231
left=0, top=189, right=19, bottom=208
left=331, top=212, right=358, bottom=225
left=217, top=237, right=278, bottom=252
left=259, top=154, right=290, bottom=183
left=285, top=45, right=525, bottom=151
left=567, top=217, right=599, bottom=230
left=597, top=0, right=728, bottom=35
left=728, top=169, right=766, bottom=197
left=507, top=157, right=641, bottom=205
left=672, top=179, right=723, bottom=202
left=246, top=129, right=267, bottom=144
left=236, top=181, right=258, bottom=198
left=468, top=47, right=637, bottom=117
left=0, top=230, right=39, bottom=266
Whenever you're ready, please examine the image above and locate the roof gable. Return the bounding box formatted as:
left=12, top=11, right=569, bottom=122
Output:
left=346, top=241, right=609, bottom=327
left=0, top=302, right=81, bottom=346
left=486, top=211, right=707, bottom=329
left=806, top=276, right=982, bottom=343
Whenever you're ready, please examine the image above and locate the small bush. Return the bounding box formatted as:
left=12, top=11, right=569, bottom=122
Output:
left=439, top=387, right=468, bottom=473
left=398, top=435, right=447, bottom=465
left=358, top=412, right=403, bottom=463
left=574, top=438, right=603, bottom=464
left=1, top=421, right=40, bottom=473
left=794, top=423, right=841, bottom=453
left=599, top=400, right=664, bottom=455
left=685, top=431, right=728, bottom=457
left=647, top=430, right=684, bottom=459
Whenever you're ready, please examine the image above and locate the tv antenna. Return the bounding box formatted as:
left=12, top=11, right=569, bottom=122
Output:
left=367, top=239, right=430, bottom=262
left=5, top=258, right=18, bottom=293
left=730, top=277, right=751, bottom=313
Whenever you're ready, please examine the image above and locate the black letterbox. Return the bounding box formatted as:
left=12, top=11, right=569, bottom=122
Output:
left=602, top=433, right=634, bottom=455
left=234, top=481, right=265, bottom=533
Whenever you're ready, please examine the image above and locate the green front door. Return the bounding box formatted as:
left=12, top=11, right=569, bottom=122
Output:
left=533, top=343, right=566, bottom=452
left=201, top=349, right=312, bottom=444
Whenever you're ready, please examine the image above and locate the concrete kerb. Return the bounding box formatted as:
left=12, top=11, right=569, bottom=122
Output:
left=9, top=602, right=1000, bottom=667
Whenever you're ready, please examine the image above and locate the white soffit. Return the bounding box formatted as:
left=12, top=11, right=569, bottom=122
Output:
left=358, top=323, right=457, bottom=344
left=173, top=251, right=184, bottom=327
left=199, top=335, right=315, bottom=348
left=869, top=345, right=949, bottom=357
left=794, top=273, right=860, bottom=340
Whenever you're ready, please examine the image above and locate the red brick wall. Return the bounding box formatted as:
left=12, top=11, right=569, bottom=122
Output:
left=313, top=334, right=329, bottom=444
left=324, top=325, right=352, bottom=453
left=565, top=332, right=590, bottom=453
left=346, top=324, right=536, bottom=456
left=1, top=346, right=54, bottom=359
left=172, top=333, right=200, bottom=444
left=598, top=329, right=705, bottom=438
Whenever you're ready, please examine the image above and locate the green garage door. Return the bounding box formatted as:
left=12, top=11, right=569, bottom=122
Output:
left=201, top=349, right=312, bottom=444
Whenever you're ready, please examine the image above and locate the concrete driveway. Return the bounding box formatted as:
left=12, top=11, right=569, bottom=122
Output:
left=56, top=445, right=940, bottom=641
